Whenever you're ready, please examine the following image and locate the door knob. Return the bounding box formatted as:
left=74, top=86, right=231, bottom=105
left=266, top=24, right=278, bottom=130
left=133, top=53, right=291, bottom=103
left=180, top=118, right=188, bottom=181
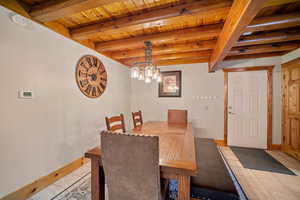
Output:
left=229, top=112, right=236, bottom=115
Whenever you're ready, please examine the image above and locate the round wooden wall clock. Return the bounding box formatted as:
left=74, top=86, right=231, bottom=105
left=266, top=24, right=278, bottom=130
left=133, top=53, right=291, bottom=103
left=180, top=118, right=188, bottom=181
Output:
left=76, top=55, right=107, bottom=98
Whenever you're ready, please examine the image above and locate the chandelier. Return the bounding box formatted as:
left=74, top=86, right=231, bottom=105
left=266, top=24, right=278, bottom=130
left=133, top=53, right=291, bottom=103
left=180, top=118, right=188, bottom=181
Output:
left=130, top=41, right=161, bottom=83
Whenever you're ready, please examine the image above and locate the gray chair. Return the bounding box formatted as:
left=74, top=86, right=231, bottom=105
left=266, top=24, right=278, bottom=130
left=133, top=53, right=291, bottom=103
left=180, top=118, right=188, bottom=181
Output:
left=101, top=131, right=168, bottom=200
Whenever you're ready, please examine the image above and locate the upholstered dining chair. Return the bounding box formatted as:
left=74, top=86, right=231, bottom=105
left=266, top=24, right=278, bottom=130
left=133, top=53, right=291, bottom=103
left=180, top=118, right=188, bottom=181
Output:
left=168, top=109, right=188, bottom=123
left=132, top=110, right=143, bottom=128
left=101, top=131, right=168, bottom=200
left=105, top=114, right=126, bottom=133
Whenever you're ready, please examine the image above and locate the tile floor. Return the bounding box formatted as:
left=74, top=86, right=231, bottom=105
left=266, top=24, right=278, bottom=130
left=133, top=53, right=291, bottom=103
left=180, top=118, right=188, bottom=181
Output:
left=28, top=162, right=91, bottom=200
left=220, top=147, right=300, bottom=200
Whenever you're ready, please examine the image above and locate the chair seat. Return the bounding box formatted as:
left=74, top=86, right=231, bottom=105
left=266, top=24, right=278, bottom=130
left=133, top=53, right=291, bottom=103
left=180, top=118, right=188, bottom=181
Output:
left=191, top=138, right=239, bottom=199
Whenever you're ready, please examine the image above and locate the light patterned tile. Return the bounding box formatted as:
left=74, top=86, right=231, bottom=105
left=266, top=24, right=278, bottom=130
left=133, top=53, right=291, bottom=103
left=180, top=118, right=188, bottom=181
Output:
left=30, top=184, right=65, bottom=200
left=53, top=171, right=82, bottom=188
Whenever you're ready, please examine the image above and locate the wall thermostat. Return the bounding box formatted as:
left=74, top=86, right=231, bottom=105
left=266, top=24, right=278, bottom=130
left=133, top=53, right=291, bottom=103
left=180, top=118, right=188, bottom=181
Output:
left=18, top=90, right=33, bottom=99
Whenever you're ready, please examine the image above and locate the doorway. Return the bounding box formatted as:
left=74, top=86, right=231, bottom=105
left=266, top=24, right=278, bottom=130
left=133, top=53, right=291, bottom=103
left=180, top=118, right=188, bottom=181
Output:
left=224, top=66, right=273, bottom=150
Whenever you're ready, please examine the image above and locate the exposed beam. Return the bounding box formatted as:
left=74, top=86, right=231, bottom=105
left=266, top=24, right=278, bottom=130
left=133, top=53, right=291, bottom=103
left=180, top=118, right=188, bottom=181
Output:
left=71, top=0, right=231, bottom=40
left=118, top=41, right=298, bottom=65
left=0, top=0, right=32, bottom=17
left=104, top=31, right=300, bottom=59
left=96, top=24, right=222, bottom=52
left=236, top=28, right=300, bottom=46
left=99, top=11, right=300, bottom=55
left=263, top=0, right=300, bottom=7
left=120, top=50, right=212, bottom=65
left=225, top=51, right=286, bottom=60
left=209, top=0, right=267, bottom=72
left=229, top=42, right=299, bottom=55
left=105, top=40, right=216, bottom=59
left=29, top=0, right=120, bottom=22
left=246, top=12, right=300, bottom=33
left=154, top=58, right=210, bottom=66
left=127, top=51, right=286, bottom=67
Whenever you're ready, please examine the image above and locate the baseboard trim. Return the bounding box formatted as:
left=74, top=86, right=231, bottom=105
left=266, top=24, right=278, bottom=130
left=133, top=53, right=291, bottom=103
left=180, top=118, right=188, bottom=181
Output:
left=214, top=139, right=226, bottom=146
left=270, top=144, right=282, bottom=150
left=1, top=157, right=90, bottom=200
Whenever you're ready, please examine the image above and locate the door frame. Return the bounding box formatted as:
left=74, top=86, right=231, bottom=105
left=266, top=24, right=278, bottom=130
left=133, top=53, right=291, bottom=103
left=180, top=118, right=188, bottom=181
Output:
left=223, top=66, right=274, bottom=150
left=281, top=58, right=300, bottom=160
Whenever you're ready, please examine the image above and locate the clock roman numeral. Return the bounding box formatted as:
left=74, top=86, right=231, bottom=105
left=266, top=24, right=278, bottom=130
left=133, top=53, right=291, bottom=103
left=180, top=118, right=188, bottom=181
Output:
left=99, top=70, right=106, bottom=75
left=100, top=83, right=105, bottom=90
left=80, top=79, right=89, bottom=87
left=85, top=84, right=92, bottom=94
left=79, top=70, right=87, bottom=77
left=86, top=57, right=93, bottom=67
left=80, top=62, right=89, bottom=71
left=92, top=57, right=98, bottom=67
left=92, top=86, right=97, bottom=96
left=97, top=85, right=101, bottom=94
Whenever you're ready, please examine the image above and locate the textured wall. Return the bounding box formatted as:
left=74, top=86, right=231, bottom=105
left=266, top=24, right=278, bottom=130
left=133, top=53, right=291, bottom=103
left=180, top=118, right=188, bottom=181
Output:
left=0, top=6, right=131, bottom=197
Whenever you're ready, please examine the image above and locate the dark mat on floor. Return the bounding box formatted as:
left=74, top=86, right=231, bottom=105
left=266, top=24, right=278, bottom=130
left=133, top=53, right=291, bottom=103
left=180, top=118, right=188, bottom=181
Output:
left=231, top=147, right=296, bottom=176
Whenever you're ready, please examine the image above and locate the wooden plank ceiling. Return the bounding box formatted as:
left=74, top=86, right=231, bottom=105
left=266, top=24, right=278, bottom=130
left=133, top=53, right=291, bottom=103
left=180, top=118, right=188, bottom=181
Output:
left=1, top=0, right=300, bottom=71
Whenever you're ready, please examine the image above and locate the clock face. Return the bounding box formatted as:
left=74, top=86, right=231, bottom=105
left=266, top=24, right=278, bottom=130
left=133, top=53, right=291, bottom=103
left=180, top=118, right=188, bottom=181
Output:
left=76, top=55, right=107, bottom=98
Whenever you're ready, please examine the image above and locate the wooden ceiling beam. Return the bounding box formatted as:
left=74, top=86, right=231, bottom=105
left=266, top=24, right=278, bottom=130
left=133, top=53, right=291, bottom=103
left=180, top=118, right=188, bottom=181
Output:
left=29, top=0, right=121, bottom=22
left=236, top=29, right=300, bottom=46
left=246, top=12, right=300, bottom=33
left=98, top=11, right=300, bottom=57
left=105, top=40, right=216, bottom=59
left=126, top=51, right=287, bottom=67
left=0, top=0, right=31, bottom=18
left=229, top=42, right=299, bottom=55
left=71, top=0, right=231, bottom=40
left=93, top=6, right=300, bottom=54
left=209, top=0, right=267, bottom=72
left=154, top=58, right=210, bottom=66
left=263, top=0, right=300, bottom=8
left=95, top=24, right=222, bottom=52
left=118, top=41, right=297, bottom=65
left=225, top=51, right=286, bottom=60
left=119, top=50, right=212, bottom=65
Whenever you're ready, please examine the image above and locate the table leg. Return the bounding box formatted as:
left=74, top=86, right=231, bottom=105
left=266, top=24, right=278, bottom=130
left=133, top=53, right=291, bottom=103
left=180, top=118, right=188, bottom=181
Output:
left=177, top=175, right=190, bottom=200
left=91, top=159, right=105, bottom=200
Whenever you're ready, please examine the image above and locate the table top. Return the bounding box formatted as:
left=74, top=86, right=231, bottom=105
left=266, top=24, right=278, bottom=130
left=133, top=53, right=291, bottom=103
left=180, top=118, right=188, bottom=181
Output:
left=85, top=121, right=197, bottom=175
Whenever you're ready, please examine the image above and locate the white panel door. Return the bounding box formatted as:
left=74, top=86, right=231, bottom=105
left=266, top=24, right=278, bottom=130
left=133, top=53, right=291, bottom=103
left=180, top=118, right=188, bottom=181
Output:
left=228, top=71, right=267, bottom=149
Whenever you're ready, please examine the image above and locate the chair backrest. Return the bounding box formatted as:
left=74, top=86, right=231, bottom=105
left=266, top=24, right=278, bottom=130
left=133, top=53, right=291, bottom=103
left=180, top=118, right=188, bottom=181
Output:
left=105, top=114, right=126, bottom=133
left=168, top=109, right=188, bottom=124
left=132, top=110, right=143, bottom=128
left=101, top=131, right=160, bottom=200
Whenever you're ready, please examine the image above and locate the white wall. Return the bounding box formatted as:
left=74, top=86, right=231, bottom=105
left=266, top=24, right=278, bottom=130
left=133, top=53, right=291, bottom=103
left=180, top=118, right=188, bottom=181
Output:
left=131, top=57, right=283, bottom=144
left=0, top=7, right=131, bottom=197
left=131, top=63, right=224, bottom=139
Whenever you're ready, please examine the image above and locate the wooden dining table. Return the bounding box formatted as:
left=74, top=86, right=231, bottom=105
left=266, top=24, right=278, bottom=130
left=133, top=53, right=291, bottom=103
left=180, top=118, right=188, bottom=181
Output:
left=85, top=121, right=197, bottom=200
